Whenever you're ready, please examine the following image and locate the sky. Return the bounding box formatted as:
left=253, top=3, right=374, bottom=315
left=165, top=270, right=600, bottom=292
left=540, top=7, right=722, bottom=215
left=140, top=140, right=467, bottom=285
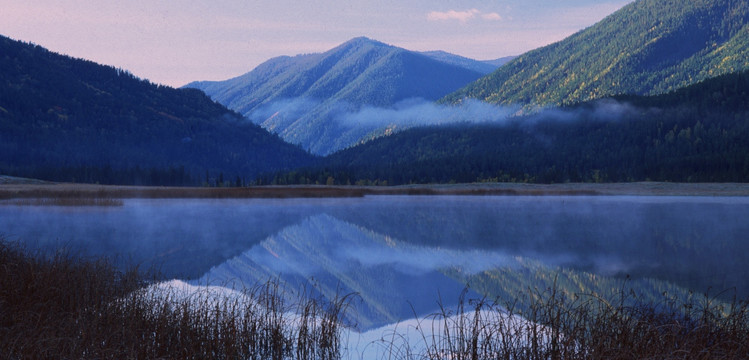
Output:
left=1, top=0, right=634, bottom=87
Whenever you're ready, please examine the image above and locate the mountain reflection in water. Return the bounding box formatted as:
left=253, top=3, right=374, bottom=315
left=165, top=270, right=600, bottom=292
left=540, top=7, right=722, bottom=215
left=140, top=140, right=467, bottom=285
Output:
left=2, top=195, right=748, bottom=330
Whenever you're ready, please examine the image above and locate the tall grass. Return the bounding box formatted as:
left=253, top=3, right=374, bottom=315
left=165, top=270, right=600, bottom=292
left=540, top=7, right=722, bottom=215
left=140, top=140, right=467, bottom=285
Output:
left=3, top=237, right=748, bottom=359
left=373, top=283, right=749, bottom=360
left=0, top=239, right=350, bottom=359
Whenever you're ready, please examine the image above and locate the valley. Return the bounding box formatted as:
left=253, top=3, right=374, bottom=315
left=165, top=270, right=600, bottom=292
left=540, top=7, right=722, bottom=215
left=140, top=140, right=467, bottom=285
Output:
left=2, top=0, right=749, bottom=358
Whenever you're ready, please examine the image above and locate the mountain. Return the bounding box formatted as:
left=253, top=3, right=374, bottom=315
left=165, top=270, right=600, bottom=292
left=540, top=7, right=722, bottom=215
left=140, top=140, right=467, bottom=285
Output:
left=444, top=0, right=749, bottom=108
left=185, top=37, right=488, bottom=155
left=265, top=70, right=749, bottom=185
left=0, top=35, right=313, bottom=185
left=480, top=56, right=517, bottom=68
left=418, top=50, right=504, bottom=74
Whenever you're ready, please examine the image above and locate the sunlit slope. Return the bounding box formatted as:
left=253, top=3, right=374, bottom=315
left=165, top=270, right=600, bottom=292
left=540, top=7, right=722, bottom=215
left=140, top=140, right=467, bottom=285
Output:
left=444, top=0, right=749, bottom=107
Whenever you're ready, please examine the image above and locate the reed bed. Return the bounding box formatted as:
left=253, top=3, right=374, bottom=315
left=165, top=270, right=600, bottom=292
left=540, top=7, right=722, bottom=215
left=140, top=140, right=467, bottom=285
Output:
left=3, top=237, right=748, bottom=359
left=0, top=239, right=350, bottom=360
left=373, top=285, right=749, bottom=360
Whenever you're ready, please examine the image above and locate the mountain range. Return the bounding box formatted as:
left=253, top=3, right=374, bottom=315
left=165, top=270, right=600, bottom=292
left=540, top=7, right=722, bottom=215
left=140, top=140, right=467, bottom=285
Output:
left=445, top=0, right=749, bottom=108
left=185, top=37, right=499, bottom=155
left=2, top=0, right=749, bottom=185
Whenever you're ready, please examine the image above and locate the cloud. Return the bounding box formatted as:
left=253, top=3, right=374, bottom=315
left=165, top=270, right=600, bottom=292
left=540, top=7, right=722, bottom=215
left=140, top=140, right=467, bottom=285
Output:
left=427, top=9, right=479, bottom=22
left=335, top=98, right=517, bottom=129
left=481, top=12, right=502, bottom=21
left=427, top=9, right=502, bottom=22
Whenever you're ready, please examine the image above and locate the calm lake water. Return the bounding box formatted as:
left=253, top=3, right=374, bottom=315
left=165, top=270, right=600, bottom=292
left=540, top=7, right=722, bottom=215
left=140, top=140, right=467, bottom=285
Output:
left=2, top=195, right=748, bottom=330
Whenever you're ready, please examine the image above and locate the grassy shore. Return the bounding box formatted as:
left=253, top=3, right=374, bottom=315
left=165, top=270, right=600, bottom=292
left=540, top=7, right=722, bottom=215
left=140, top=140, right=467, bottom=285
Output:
left=2, top=180, right=749, bottom=203
left=374, top=285, right=749, bottom=360
left=3, top=238, right=748, bottom=359
left=0, top=239, right=350, bottom=360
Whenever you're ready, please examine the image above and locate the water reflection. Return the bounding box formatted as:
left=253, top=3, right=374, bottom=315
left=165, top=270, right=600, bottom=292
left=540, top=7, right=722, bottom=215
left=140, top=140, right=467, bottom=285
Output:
left=2, top=195, right=748, bottom=330
left=193, top=214, right=509, bottom=329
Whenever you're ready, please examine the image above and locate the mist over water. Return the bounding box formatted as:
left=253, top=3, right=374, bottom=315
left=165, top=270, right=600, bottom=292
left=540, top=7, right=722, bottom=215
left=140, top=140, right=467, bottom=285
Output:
left=2, top=195, right=748, bottom=329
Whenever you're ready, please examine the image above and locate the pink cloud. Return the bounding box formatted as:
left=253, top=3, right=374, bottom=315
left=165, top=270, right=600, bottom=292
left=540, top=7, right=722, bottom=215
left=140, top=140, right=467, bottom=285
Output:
left=427, top=9, right=502, bottom=22
left=481, top=12, right=502, bottom=21
left=427, top=9, right=480, bottom=22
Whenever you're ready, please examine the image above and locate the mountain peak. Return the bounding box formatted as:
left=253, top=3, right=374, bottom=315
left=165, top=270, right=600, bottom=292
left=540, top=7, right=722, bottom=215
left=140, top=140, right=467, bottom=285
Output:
left=343, top=36, right=384, bottom=46
left=334, top=37, right=391, bottom=52
left=184, top=37, right=488, bottom=155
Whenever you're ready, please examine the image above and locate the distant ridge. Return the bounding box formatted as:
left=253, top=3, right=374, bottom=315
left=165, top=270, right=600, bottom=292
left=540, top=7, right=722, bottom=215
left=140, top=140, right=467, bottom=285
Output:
left=445, top=0, right=749, bottom=108
left=185, top=37, right=490, bottom=155
left=479, top=56, right=517, bottom=68
left=418, top=50, right=505, bottom=74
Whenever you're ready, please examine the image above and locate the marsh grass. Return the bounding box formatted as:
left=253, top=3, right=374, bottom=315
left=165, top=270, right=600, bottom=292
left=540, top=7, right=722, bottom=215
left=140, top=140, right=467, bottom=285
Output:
left=375, top=283, right=749, bottom=360
left=3, top=237, right=748, bottom=360
left=0, top=239, right=350, bottom=359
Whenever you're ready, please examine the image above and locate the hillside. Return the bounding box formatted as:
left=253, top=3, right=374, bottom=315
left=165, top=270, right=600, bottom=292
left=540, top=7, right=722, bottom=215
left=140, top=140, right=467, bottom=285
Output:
left=418, top=50, right=503, bottom=74
left=185, top=37, right=488, bottom=155
left=480, top=56, right=518, bottom=68
left=0, top=35, right=313, bottom=185
left=265, top=71, right=749, bottom=185
left=445, top=0, right=749, bottom=108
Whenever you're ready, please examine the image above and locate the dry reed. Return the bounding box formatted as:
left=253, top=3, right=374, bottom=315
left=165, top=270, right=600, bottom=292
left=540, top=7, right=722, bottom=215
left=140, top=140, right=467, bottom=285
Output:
left=374, top=282, right=749, bottom=360
left=0, top=239, right=350, bottom=359
left=3, top=237, right=747, bottom=360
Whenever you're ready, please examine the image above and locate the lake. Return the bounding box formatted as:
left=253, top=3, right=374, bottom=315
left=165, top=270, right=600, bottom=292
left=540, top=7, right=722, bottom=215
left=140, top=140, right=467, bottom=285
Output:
left=2, top=195, right=748, bottom=330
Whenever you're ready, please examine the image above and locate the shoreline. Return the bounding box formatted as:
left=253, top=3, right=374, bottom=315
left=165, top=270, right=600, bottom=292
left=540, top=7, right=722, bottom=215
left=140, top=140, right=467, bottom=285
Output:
left=2, top=181, right=749, bottom=199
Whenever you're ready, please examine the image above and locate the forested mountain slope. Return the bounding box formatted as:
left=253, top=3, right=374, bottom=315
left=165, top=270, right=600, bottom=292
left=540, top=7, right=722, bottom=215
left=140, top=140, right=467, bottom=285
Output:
left=0, top=35, right=313, bottom=185
left=445, top=0, right=749, bottom=108
left=265, top=71, right=749, bottom=185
